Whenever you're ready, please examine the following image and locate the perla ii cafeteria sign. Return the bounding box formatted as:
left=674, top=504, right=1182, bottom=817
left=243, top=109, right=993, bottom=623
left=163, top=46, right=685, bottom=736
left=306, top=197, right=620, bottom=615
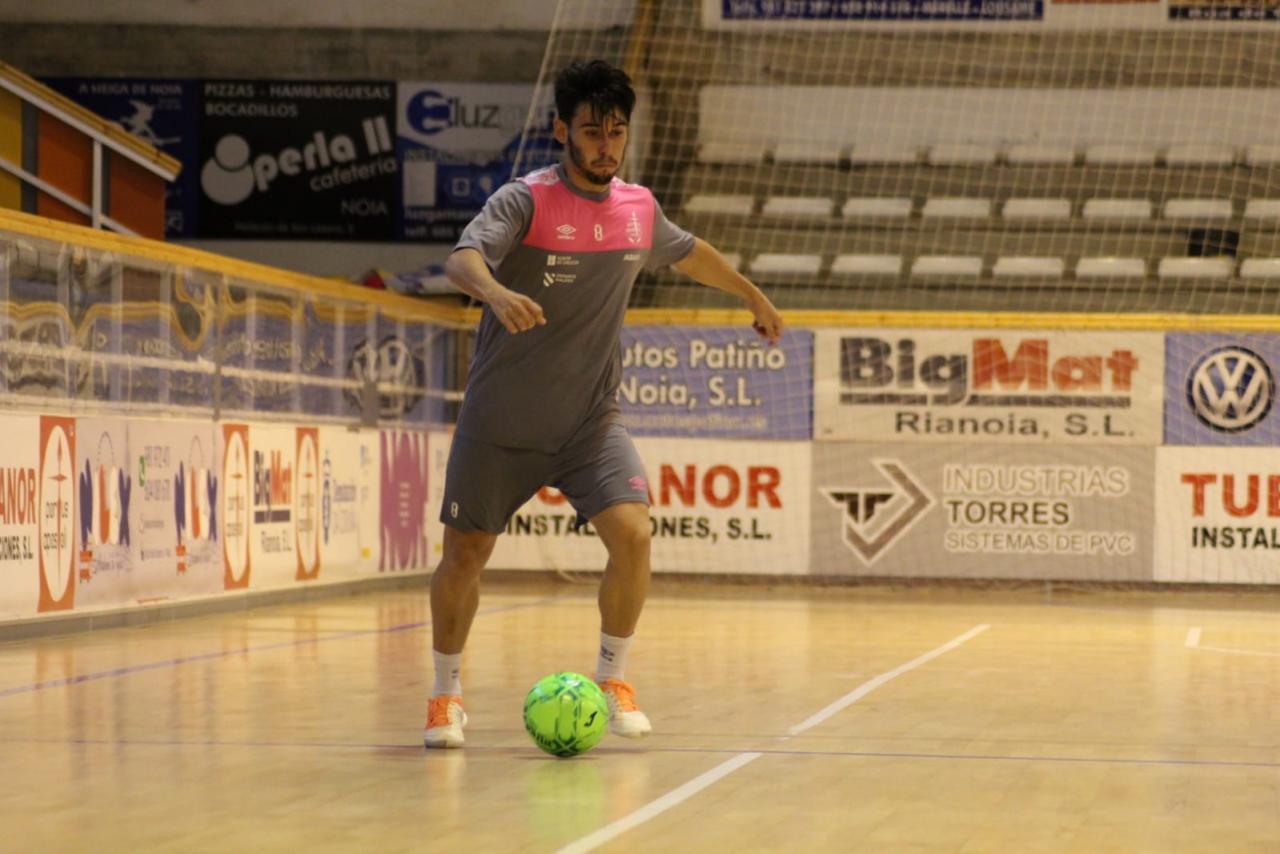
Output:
left=814, top=329, right=1164, bottom=443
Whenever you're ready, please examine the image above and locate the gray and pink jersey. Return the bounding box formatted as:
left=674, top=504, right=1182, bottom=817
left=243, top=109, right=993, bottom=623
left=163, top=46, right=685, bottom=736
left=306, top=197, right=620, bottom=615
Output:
left=452, top=164, right=695, bottom=452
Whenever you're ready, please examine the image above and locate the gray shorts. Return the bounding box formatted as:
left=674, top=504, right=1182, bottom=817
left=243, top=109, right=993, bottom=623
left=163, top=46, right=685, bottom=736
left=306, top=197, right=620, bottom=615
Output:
left=439, top=420, right=650, bottom=534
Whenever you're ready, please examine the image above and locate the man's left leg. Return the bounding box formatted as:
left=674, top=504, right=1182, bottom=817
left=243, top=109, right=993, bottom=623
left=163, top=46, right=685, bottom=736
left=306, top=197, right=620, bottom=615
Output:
left=591, top=501, right=653, bottom=737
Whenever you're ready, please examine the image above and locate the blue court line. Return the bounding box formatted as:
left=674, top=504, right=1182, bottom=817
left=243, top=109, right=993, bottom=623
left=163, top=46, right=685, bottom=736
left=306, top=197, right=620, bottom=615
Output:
left=7, top=737, right=1278, bottom=771
left=0, top=594, right=570, bottom=699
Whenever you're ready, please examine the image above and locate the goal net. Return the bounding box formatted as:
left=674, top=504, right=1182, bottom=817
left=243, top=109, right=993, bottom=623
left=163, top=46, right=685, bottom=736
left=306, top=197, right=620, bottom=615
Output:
left=496, top=0, right=1280, bottom=587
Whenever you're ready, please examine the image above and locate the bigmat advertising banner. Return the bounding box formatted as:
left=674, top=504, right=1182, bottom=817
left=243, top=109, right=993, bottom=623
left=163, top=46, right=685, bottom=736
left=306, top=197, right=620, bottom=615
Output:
left=199, top=80, right=397, bottom=240
left=1165, top=333, right=1280, bottom=445
left=814, top=329, right=1164, bottom=444
left=810, top=443, right=1154, bottom=579
left=619, top=327, right=812, bottom=439
left=427, top=433, right=811, bottom=573
left=0, top=415, right=40, bottom=617
left=396, top=82, right=554, bottom=241
left=1156, top=447, right=1280, bottom=583
left=248, top=424, right=299, bottom=588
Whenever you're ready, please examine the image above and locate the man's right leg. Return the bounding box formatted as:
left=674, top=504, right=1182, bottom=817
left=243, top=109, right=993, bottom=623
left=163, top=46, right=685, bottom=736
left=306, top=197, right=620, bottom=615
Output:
left=425, top=525, right=497, bottom=749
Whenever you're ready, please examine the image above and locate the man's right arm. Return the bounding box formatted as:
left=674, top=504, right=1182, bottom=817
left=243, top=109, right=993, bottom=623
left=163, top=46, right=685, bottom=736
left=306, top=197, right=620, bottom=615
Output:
left=445, top=249, right=546, bottom=334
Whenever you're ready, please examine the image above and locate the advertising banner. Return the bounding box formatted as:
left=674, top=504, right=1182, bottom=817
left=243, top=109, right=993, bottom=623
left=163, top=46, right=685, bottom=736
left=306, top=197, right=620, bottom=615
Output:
left=380, top=430, right=430, bottom=572
left=73, top=418, right=133, bottom=608
left=814, top=329, right=1164, bottom=444
left=1169, top=0, right=1280, bottom=20
left=221, top=423, right=251, bottom=590
left=317, top=428, right=379, bottom=575
left=1165, top=333, right=1280, bottom=445
left=295, top=427, right=321, bottom=582
left=132, top=420, right=223, bottom=599
left=0, top=415, right=41, bottom=618
left=41, top=77, right=200, bottom=237
left=247, top=424, right=298, bottom=588
left=199, top=80, right=397, bottom=240
left=1155, top=447, right=1280, bottom=583
left=810, top=443, right=1154, bottom=579
left=38, top=416, right=77, bottom=612
left=619, top=327, right=812, bottom=439
left=396, top=82, right=554, bottom=241
left=439, top=436, right=813, bottom=573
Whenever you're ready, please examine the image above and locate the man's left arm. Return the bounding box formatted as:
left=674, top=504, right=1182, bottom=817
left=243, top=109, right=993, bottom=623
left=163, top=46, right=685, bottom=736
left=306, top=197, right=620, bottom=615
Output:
left=673, top=238, right=784, bottom=345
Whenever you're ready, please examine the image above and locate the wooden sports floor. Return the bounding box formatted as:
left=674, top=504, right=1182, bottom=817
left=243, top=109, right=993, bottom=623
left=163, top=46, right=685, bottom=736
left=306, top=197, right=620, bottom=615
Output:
left=2, top=577, right=1278, bottom=852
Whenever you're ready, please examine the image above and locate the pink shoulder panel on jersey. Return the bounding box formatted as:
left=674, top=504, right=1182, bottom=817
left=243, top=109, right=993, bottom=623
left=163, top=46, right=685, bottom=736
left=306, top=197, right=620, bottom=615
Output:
left=520, top=169, right=656, bottom=253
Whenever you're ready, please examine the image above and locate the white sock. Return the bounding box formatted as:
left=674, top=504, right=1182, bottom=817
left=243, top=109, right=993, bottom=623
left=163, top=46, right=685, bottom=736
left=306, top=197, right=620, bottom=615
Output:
left=432, top=650, right=463, bottom=697
left=595, top=631, right=633, bottom=682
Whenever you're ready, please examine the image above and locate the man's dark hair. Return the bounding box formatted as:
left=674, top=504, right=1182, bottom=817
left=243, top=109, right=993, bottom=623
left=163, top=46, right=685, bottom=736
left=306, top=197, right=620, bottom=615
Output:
left=554, top=60, right=635, bottom=124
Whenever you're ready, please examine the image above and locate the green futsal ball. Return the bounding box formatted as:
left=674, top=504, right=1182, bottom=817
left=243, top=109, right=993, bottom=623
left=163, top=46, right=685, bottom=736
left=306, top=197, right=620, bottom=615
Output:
left=523, top=672, right=609, bottom=758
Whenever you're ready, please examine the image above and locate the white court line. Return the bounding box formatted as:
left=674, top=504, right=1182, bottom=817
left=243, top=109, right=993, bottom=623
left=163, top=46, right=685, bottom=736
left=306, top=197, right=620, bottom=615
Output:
left=1185, top=626, right=1280, bottom=658
left=555, top=623, right=991, bottom=854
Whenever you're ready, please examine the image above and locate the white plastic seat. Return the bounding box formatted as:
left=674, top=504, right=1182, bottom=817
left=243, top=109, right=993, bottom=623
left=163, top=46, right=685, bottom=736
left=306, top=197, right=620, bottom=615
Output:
left=1240, top=258, right=1280, bottom=279
left=1082, top=199, right=1152, bottom=221
left=1244, top=199, right=1280, bottom=219
left=772, top=142, right=843, bottom=164
left=1157, top=257, right=1233, bottom=279
left=1075, top=257, right=1146, bottom=279
left=761, top=196, right=833, bottom=218
left=1002, top=198, right=1071, bottom=220
left=698, top=141, right=767, bottom=165
left=684, top=194, right=754, bottom=216
left=831, top=254, right=902, bottom=276
left=1244, top=145, right=1280, bottom=166
left=748, top=254, right=822, bottom=276
left=720, top=252, right=743, bottom=272
left=849, top=143, right=919, bottom=164
left=1085, top=144, right=1157, bottom=165
left=1165, top=144, right=1235, bottom=166
left=841, top=197, right=912, bottom=218
left=910, top=255, right=983, bottom=277
left=1163, top=199, right=1233, bottom=220
left=1005, top=144, right=1076, bottom=165
left=993, top=256, right=1065, bottom=278
left=921, top=197, right=991, bottom=218
left=926, top=143, right=997, bottom=166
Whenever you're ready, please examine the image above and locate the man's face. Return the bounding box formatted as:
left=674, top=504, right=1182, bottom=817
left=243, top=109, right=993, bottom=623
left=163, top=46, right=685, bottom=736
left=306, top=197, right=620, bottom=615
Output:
left=555, top=103, right=629, bottom=188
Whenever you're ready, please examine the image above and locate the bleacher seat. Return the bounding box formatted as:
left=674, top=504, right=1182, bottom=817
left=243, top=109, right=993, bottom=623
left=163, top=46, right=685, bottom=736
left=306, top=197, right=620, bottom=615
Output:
left=841, top=197, right=913, bottom=218
left=1085, top=144, right=1157, bottom=165
left=1005, top=144, right=1076, bottom=165
left=1243, top=199, right=1280, bottom=220
left=1157, top=257, right=1233, bottom=279
left=1002, top=198, right=1071, bottom=220
left=1244, top=145, right=1280, bottom=166
left=761, top=196, right=833, bottom=217
left=698, top=141, right=767, bottom=165
left=1164, top=144, right=1235, bottom=166
left=1163, top=199, right=1233, bottom=220
left=993, top=257, right=1065, bottom=278
left=911, top=255, right=983, bottom=277
left=748, top=254, right=822, bottom=276
left=1082, top=199, right=1152, bottom=220
left=773, top=142, right=843, bottom=164
left=849, top=143, right=919, bottom=164
left=926, top=143, right=997, bottom=166
left=1239, top=258, right=1280, bottom=279
left=1075, top=257, right=1147, bottom=278
left=831, top=254, right=902, bottom=276
left=684, top=194, right=754, bottom=216
left=921, top=197, right=991, bottom=218
left=721, top=252, right=743, bottom=272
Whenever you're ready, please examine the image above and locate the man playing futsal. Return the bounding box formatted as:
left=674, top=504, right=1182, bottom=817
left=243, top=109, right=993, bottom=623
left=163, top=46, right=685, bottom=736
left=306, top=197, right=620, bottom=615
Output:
left=425, top=59, right=784, bottom=748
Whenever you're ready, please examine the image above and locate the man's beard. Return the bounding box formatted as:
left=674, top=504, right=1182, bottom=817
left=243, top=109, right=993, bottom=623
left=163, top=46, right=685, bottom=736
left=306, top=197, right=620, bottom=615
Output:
left=568, top=138, right=622, bottom=186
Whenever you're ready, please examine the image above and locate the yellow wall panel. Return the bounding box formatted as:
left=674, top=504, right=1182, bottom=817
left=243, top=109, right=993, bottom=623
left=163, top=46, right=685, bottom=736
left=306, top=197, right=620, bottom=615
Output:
left=0, top=89, right=22, bottom=210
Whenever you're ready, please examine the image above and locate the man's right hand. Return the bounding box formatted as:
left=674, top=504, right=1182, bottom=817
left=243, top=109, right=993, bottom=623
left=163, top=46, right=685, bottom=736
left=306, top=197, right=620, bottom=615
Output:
left=490, top=287, right=547, bottom=334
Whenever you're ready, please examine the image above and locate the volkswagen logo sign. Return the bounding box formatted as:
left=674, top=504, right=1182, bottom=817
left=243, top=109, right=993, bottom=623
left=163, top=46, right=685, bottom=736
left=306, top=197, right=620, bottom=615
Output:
left=1187, top=345, right=1275, bottom=433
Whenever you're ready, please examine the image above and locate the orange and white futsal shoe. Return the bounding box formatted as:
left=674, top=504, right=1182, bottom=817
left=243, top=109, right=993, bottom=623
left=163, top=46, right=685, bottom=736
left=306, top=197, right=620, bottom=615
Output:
left=596, top=678, right=652, bottom=738
left=424, top=695, right=467, bottom=749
